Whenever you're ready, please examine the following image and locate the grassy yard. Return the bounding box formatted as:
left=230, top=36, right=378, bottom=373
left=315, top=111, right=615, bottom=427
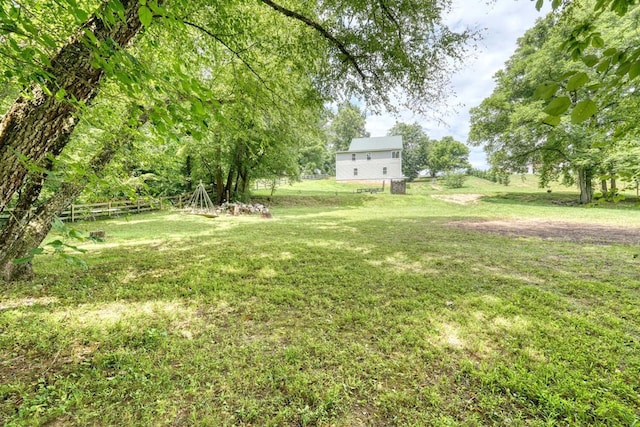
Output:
left=1, top=178, right=639, bottom=426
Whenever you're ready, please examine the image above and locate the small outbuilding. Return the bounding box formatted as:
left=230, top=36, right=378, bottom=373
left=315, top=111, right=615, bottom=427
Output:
left=335, top=136, right=404, bottom=182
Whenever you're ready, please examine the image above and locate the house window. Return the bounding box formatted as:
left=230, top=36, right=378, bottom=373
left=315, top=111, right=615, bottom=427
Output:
left=367, top=152, right=371, bottom=160
left=353, top=168, right=358, bottom=176
left=352, top=153, right=356, bottom=161
left=383, top=167, right=387, bottom=175
left=392, top=151, right=400, bottom=159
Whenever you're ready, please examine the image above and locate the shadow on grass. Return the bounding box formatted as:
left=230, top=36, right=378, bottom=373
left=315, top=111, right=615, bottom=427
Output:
left=23, top=213, right=640, bottom=306
left=251, top=193, right=370, bottom=208
left=481, top=191, right=640, bottom=210
left=3, top=213, right=640, bottom=426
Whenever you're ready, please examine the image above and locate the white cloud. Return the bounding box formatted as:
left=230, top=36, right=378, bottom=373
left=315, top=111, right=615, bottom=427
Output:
left=366, top=0, right=550, bottom=169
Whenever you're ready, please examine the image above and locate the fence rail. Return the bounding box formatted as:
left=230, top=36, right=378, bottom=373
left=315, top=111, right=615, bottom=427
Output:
left=300, top=174, right=328, bottom=180
left=0, top=194, right=191, bottom=224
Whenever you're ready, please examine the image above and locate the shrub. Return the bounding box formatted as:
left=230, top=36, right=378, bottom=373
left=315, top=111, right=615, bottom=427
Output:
left=443, top=173, right=467, bottom=189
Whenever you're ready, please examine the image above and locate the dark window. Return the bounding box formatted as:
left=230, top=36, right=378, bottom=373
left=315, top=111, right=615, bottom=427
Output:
left=354, top=168, right=358, bottom=176
left=383, top=167, right=387, bottom=175
left=352, top=153, right=356, bottom=161
left=367, top=153, right=371, bottom=160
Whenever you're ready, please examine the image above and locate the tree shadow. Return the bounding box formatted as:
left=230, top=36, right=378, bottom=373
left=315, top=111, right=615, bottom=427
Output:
left=481, top=191, right=639, bottom=210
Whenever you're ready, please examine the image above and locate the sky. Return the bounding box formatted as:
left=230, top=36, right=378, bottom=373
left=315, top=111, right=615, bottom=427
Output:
left=364, top=0, right=551, bottom=170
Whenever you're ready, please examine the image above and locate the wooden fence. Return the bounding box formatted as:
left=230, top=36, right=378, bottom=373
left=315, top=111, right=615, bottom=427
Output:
left=300, top=174, right=328, bottom=180
left=0, top=194, right=191, bottom=224
left=254, top=178, right=288, bottom=190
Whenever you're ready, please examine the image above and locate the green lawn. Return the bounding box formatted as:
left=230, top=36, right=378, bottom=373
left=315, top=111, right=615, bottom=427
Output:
left=1, top=178, right=639, bottom=426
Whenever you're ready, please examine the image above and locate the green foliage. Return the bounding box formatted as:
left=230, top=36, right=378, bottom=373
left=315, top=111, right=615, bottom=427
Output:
left=441, top=172, right=466, bottom=188
left=387, top=121, right=431, bottom=180
left=571, top=98, right=598, bottom=124
left=467, top=167, right=493, bottom=181
left=469, top=8, right=640, bottom=204
left=326, top=102, right=369, bottom=153
left=0, top=0, right=478, bottom=275
left=425, top=136, right=470, bottom=177
left=533, top=1, right=640, bottom=127
left=12, top=218, right=89, bottom=268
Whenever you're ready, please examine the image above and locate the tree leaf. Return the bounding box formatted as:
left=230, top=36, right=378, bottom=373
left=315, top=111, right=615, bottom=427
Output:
left=616, top=61, right=631, bottom=76
left=191, top=99, right=205, bottom=116
left=591, top=35, right=605, bottom=48
left=534, top=82, right=559, bottom=100
left=596, top=57, right=612, bottom=73
left=559, top=70, right=578, bottom=80
left=47, top=239, right=65, bottom=250
left=28, top=247, right=45, bottom=255
left=72, top=6, right=89, bottom=23
left=603, top=47, right=618, bottom=57
left=629, top=60, right=640, bottom=80
left=582, top=54, right=599, bottom=67
left=55, top=88, right=67, bottom=101
left=535, top=0, right=544, bottom=11
left=566, top=72, right=589, bottom=91
left=571, top=99, right=598, bottom=124
left=544, top=96, right=571, bottom=116
left=138, top=6, right=153, bottom=27
left=543, top=115, right=562, bottom=126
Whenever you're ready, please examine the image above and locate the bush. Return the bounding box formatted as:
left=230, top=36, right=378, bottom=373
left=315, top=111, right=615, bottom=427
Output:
left=442, top=173, right=467, bottom=189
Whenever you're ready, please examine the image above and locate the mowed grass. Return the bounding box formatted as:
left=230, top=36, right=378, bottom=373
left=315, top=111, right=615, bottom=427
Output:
left=1, top=178, right=639, bottom=426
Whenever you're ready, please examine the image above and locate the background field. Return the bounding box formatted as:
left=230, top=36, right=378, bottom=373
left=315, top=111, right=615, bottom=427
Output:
left=1, top=177, right=639, bottom=426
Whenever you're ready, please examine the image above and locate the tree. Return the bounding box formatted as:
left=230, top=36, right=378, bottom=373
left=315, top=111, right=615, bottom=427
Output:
left=327, top=101, right=370, bottom=153
left=425, top=136, right=470, bottom=178
left=532, top=1, right=640, bottom=125
left=387, top=122, right=431, bottom=180
left=0, top=0, right=476, bottom=281
left=0, top=104, right=149, bottom=281
left=469, top=7, right=640, bottom=204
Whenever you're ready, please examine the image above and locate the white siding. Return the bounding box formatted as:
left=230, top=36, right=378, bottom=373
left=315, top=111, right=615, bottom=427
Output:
left=336, top=150, right=403, bottom=181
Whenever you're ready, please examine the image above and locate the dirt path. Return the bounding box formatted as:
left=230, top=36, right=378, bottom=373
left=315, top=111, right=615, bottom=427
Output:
left=449, top=218, right=640, bottom=245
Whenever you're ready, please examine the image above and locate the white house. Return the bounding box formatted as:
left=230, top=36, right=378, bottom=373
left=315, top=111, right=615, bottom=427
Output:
left=335, top=136, right=404, bottom=181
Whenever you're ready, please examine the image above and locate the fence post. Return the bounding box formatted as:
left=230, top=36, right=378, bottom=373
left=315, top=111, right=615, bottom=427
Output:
left=108, top=201, right=112, bottom=217
left=137, top=199, right=140, bottom=213
left=71, top=204, right=75, bottom=222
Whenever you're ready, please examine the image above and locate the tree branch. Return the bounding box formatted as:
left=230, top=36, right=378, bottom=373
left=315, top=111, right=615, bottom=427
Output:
left=378, top=0, right=402, bottom=39
left=257, top=0, right=367, bottom=81
left=511, top=145, right=571, bottom=163
left=182, top=20, right=286, bottom=104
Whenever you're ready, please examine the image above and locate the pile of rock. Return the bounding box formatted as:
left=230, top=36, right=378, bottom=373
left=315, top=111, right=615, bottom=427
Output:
left=216, top=202, right=271, bottom=217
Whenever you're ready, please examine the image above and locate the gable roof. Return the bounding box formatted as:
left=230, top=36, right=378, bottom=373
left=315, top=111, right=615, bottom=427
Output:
left=347, top=135, right=403, bottom=152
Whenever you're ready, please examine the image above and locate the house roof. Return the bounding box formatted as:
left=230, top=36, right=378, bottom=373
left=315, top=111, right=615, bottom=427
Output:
left=345, top=135, right=403, bottom=152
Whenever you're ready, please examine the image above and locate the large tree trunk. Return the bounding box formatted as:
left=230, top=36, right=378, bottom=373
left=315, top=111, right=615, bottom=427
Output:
left=577, top=167, right=593, bottom=205
left=0, top=140, right=69, bottom=280
left=0, top=109, right=147, bottom=282
left=224, top=166, right=235, bottom=203
left=215, top=165, right=225, bottom=204
left=239, top=168, right=250, bottom=199
left=0, top=145, right=120, bottom=281
left=0, top=0, right=150, bottom=213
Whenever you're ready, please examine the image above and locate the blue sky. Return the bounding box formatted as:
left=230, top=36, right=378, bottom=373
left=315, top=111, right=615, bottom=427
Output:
left=365, top=0, right=551, bottom=169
